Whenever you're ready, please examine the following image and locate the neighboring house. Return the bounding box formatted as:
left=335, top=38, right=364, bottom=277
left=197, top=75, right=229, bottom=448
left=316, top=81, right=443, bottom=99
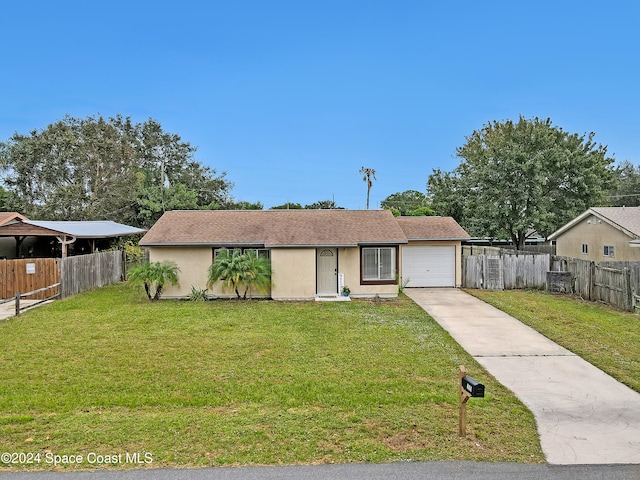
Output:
left=0, top=217, right=145, bottom=258
left=139, top=210, right=470, bottom=300
left=548, top=207, right=640, bottom=262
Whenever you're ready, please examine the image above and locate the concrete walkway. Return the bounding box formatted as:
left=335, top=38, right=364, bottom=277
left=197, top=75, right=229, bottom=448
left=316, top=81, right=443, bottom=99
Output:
left=0, top=299, right=51, bottom=320
left=405, top=288, right=640, bottom=465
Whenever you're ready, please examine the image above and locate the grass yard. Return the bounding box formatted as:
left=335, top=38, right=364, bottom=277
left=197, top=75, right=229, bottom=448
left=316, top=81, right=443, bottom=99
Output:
left=467, top=289, right=640, bottom=393
left=0, top=284, right=543, bottom=470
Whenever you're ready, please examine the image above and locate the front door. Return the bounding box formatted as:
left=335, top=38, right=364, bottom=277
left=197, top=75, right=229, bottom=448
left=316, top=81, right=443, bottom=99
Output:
left=317, top=248, right=338, bottom=295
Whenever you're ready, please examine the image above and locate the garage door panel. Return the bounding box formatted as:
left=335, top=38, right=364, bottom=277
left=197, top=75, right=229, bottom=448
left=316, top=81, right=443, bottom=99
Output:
left=402, top=246, right=455, bottom=287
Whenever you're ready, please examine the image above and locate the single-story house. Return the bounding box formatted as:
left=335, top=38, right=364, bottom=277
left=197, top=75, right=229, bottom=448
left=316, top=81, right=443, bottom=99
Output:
left=139, top=209, right=470, bottom=300
left=0, top=216, right=146, bottom=258
left=548, top=207, right=640, bottom=262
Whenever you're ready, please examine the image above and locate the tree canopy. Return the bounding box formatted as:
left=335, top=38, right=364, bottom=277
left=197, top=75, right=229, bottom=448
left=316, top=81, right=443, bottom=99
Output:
left=270, top=200, right=343, bottom=210
left=380, top=190, right=434, bottom=216
left=427, top=116, right=615, bottom=248
left=609, top=160, right=640, bottom=207
left=0, top=115, right=233, bottom=228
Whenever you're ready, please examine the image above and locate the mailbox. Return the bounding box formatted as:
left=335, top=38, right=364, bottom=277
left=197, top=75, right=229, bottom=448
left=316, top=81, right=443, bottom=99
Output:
left=462, top=375, right=485, bottom=398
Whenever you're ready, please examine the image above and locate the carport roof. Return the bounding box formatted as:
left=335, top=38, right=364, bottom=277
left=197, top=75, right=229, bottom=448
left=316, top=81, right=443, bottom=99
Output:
left=0, top=220, right=145, bottom=238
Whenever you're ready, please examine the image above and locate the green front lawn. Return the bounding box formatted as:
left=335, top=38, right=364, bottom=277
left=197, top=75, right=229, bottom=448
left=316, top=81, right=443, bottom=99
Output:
left=467, top=289, right=640, bottom=393
left=0, top=285, right=543, bottom=469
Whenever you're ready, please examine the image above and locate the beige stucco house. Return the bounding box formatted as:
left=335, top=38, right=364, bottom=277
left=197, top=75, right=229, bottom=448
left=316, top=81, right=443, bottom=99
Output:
left=548, top=207, right=640, bottom=262
left=139, top=209, right=470, bottom=300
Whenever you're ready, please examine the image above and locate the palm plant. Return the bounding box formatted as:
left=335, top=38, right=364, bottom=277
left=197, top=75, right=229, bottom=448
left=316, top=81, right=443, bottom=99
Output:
left=359, top=166, right=377, bottom=210
left=208, top=249, right=272, bottom=299
left=127, top=261, right=180, bottom=301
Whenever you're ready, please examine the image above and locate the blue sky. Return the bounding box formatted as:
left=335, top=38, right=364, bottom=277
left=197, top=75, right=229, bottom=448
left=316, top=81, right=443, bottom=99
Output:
left=1, top=1, right=639, bottom=210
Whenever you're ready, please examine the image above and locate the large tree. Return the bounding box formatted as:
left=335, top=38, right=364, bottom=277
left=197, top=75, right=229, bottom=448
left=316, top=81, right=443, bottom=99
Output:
left=427, top=116, right=615, bottom=249
left=0, top=115, right=232, bottom=228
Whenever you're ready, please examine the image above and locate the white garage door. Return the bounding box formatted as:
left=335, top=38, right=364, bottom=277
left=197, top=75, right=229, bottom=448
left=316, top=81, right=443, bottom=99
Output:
left=402, top=246, right=456, bottom=287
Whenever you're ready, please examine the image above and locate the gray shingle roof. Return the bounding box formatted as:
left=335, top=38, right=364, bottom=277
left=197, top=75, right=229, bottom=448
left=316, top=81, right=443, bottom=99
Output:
left=140, top=210, right=469, bottom=247
left=395, top=216, right=470, bottom=240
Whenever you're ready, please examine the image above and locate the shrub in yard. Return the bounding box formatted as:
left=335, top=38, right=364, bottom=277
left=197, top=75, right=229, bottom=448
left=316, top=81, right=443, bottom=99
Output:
left=208, top=249, right=272, bottom=299
left=187, top=286, right=209, bottom=301
left=127, top=261, right=180, bottom=301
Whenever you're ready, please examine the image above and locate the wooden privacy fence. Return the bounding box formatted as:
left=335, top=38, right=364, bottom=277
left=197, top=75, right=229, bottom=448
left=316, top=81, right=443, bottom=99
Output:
left=464, top=250, right=639, bottom=311
left=462, top=254, right=550, bottom=290
left=0, top=251, right=124, bottom=303
left=0, top=258, right=61, bottom=300
left=61, top=251, right=124, bottom=298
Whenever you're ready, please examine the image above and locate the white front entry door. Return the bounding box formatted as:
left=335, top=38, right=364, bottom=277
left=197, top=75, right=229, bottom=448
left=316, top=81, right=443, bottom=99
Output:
left=317, top=248, right=338, bottom=295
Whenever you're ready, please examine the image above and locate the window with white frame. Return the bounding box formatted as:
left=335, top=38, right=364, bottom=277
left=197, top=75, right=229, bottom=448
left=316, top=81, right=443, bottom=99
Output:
left=603, top=245, right=615, bottom=257
left=243, top=248, right=270, bottom=259
left=213, top=247, right=270, bottom=261
left=362, top=247, right=396, bottom=282
left=581, top=243, right=588, bottom=255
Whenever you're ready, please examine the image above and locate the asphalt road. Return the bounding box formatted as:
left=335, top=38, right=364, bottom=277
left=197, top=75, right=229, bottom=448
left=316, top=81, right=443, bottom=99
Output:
left=1, top=463, right=639, bottom=480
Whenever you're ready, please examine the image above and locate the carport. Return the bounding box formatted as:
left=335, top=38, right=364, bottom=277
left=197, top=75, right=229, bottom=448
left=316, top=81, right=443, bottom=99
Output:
left=0, top=218, right=145, bottom=258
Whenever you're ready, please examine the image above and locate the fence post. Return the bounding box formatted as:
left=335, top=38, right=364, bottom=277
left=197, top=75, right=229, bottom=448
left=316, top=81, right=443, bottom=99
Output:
left=623, top=268, right=632, bottom=312
left=15, top=292, right=20, bottom=316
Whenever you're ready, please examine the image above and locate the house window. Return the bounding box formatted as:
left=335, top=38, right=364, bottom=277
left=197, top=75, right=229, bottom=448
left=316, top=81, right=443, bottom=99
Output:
left=604, top=245, right=615, bottom=257
left=243, top=248, right=270, bottom=260
left=212, top=247, right=270, bottom=261
left=361, top=247, right=396, bottom=282
left=581, top=244, right=588, bottom=255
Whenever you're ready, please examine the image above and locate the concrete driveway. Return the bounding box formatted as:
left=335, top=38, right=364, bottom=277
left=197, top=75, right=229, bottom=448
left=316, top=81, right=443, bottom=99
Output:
left=405, top=288, right=640, bottom=465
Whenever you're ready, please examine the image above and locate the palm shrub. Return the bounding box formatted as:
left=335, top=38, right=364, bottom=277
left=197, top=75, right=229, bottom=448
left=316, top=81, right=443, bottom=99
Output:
left=208, top=249, right=272, bottom=299
left=127, top=261, right=180, bottom=301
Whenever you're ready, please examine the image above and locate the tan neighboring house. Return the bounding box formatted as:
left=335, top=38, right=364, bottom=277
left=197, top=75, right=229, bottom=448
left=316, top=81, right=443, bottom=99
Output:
left=548, top=207, right=640, bottom=262
left=139, top=209, right=470, bottom=300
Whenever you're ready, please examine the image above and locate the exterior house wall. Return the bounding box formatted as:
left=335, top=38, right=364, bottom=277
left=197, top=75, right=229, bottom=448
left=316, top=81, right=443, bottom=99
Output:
left=148, top=246, right=212, bottom=298
left=148, top=245, right=400, bottom=300
left=400, top=240, right=463, bottom=286
left=338, top=247, right=398, bottom=298
left=270, top=248, right=316, bottom=300
left=555, top=215, right=640, bottom=262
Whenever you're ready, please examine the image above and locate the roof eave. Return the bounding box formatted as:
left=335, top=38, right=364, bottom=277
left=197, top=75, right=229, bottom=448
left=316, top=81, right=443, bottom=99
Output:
left=406, top=237, right=468, bottom=241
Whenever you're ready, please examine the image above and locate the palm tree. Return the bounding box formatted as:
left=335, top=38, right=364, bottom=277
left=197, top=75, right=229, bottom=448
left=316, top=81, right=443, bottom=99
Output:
left=208, top=249, right=272, bottom=299
left=127, top=261, right=180, bottom=301
left=359, top=166, right=377, bottom=209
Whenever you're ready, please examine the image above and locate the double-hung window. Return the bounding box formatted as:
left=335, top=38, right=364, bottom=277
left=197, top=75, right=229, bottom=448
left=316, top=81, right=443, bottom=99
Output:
left=362, top=247, right=396, bottom=282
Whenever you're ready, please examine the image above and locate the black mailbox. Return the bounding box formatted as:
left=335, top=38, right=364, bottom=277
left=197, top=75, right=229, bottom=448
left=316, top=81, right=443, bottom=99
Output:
left=462, top=375, right=485, bottom=398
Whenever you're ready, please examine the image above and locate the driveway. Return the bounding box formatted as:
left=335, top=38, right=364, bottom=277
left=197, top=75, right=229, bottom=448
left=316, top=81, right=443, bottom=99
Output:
left=404, top=288, right=640, bottom=465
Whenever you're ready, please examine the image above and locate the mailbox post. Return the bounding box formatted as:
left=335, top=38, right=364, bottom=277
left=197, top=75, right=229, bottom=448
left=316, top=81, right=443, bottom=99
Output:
left=458, top=365, right=485, bottom=436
